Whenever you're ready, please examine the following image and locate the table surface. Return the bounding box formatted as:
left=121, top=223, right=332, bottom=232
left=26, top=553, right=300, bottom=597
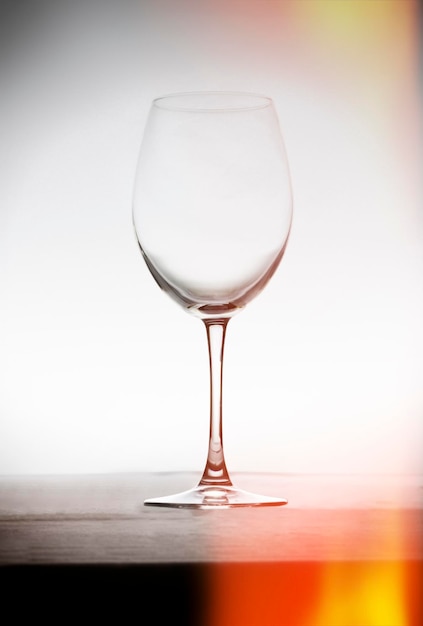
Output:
left=0, top=472, right=422, bottom=565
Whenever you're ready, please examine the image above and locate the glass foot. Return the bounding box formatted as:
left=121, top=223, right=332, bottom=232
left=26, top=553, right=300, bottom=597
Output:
left=144, top=483, right=288, bottom=509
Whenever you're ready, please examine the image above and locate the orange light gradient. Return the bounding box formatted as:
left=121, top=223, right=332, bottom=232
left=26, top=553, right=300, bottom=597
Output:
left=206, top=559, right=422, bottom=626
left=200, top=5, right=421, bottom=625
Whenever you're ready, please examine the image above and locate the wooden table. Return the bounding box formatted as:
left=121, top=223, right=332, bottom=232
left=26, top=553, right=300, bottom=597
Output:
left=1, top=472, right=422, bottom=625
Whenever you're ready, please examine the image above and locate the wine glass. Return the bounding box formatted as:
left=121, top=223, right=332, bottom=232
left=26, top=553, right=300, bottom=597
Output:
left=132, top=92, right=293, bottom=508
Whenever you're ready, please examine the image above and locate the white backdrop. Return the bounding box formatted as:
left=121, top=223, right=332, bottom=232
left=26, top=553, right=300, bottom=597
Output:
left=1, top=0, right=422, bottom=475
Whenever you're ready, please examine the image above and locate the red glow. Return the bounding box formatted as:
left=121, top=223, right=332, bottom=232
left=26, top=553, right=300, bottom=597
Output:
left=202, top=501, right=422, bottom=625
left=205, top=561, right=422, bottom=626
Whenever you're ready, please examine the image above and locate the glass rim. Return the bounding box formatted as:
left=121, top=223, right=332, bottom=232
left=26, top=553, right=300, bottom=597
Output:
left=152, top=91, right=273, bottom=113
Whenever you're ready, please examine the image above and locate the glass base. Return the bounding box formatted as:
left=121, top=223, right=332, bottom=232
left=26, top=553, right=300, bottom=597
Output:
left=144, top=483, right=288, bottom=509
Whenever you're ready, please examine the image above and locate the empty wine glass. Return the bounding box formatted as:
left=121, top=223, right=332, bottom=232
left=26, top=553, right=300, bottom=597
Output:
left=133, top=92, right=292, bottom=507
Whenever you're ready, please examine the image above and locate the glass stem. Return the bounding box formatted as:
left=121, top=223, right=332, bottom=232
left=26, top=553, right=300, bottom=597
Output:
left=199, top=319, right=232, bottom=486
